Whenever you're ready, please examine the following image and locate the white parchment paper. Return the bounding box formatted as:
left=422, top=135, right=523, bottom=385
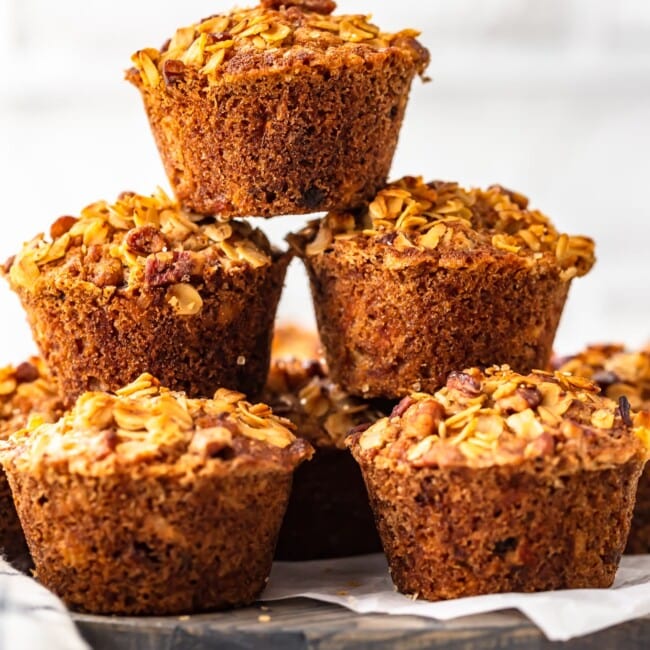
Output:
left=263, top=553, right=650, bottom=641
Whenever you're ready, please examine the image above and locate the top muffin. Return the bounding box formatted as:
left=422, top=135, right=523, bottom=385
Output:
left=127, top=1, right=429, bottom=217
left=131, top=1, right=428, bottom=84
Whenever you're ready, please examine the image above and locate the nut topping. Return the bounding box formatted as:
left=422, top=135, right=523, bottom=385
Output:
left=7, top=190, right=276, bottom=315
left=130, top=3, right=428, bottom=87
left=298, top=177, right=595, bottom=280
left=347, top=365, right=649, bottom=470
left=3, top=373, right=305, bottom=473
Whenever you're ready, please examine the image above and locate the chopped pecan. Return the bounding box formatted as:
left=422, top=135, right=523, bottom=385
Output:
left=162, top=59, right=186, bottom=86
left=88, top=257, right=124, bottom=288
left=14, top=361, right=39, bottom=384
left=446, top=371, right=482, bottom=397
left=125, top=225, right=168, bottom=256
left=348, top=422, right=372, bottom=436
left=498, top=386, right=542, bottom=413
left=144, top=251, right=196, bottom=287
left=261, top=0, right=336, bottom=15
left=391, top=395, right=416, bottom=418
left=50, top=215, right=78, bottom=240
left=402, top=399, right=444, bottom=437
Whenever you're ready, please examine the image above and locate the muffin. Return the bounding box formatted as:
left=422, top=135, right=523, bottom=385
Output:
left=0, top=373, right=312, bottom=614
left=0, top=357, right=62, bottom=569
left=554, top=344, right=650, bottom=553
left=127, top=0, right=429, bottom=217
left=264, top=357, right=386, bottom=559
left=347, top=365, right=648, bottom=600
left=271, top=323, right=322, bottom=361
left=290, top=177, right=596, bottom=398
left=4, top=189, right=290, bottom=406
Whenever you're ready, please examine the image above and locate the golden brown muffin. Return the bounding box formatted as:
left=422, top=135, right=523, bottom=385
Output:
left=271, top=323, right=322, bottom=361
left=290, top=177, right=596, bottom=398
left=127, top=0, right=429, bottom=217
left=264, top=358, right=386, bottom=559
left=0, top=374, right=312, bottom=614
left=4, top=190, right=290, bottom=406
left=554, top=344, right=650, bottom=553
left=0, top=358, right=62, bottom=569
left=347, top=366, right=649, bottom=601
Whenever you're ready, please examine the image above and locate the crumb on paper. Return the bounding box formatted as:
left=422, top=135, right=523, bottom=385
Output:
left=258, top=614, right=272, bottom=623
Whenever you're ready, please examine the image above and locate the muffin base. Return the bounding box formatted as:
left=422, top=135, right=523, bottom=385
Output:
left=0, top=471, right=31, bottom=571
left=627, top=465, right=650, bottom=553
left=16, top=256, right=290, bottom=406
left=351, top=454, right=643, bottom=599
left=6, top=464, right=294, bottom=614
left=275, top=448, right=381, bottom=560
left=303, top=252, right=570, bottom=398
left=128, top=50, right=419, bottom=217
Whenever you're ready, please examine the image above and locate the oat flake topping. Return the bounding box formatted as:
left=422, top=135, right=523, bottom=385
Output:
left=4, top=374, right=299, bottom=474
left=131, top=1, right=428, bottom=87
left=354, top=365, right=649, bottom=470
left=7, top=189, right=274, bottom=315
left=554, top=344, right=650, bottom=411
left=300, top=177, right=595, bottom=281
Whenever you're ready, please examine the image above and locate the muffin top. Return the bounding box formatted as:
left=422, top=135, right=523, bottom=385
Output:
left=0, top=357, right=62, bottom=440
left=2, top=373, right=313, bottom=477
left=6, top=189, right=280, bottom=313
left=264, top=358, right=387, bottom=449
left=348, top=365, right=649, bottom=472
left=554, top=344, right=650, bottom=411
left=292, top=177, right=595, bottom=279
left=129, top=0, right=429, bottom=88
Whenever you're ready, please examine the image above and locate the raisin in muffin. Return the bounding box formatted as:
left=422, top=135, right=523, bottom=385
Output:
left=0, top=374, right=312, bottom=614
left=4, top=190, right=290, bottom=406
left=264, top=358, right=386, bottom=559
left=554, top=344, right=650, bottom=553
left=0, top=358, right=61, bottom=569
left=290, top=177, right=596, bottom=398
left=127, top=0, right=429, bottom=217
left=347, top=366, right=648, bottom=600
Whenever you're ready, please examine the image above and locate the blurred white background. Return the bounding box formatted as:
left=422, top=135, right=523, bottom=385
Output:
left=0, top=0, right=649, bottom=363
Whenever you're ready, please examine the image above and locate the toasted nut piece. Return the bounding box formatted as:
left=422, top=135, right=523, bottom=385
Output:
left=166, top=283, right=203, bottom=315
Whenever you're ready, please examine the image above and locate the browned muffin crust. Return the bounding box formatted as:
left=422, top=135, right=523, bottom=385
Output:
left=555, top=344, right=650, bottom=553
left=291, top=178, right=596, bottom=398
left=4, top=190, right=290, bottom=405
left=347, top=366, right=648, bottom=600
left=127, top=1, right=429, bottom=217
left=0, top=358, right=61, bottom=569
left=264, top=358, right=386, bottom=559
left=1, top=375, right=312, bottom=614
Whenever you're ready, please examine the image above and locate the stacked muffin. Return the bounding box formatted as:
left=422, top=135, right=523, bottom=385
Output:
left=0, top=0, right=430, bottom=613
left=0, top=0, right=648, bottom=614
left=291, top=173, right=650, bottom=598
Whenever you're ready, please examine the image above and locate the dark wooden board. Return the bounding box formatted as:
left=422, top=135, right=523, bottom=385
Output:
left=73, top=598, right=650, bottom=650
